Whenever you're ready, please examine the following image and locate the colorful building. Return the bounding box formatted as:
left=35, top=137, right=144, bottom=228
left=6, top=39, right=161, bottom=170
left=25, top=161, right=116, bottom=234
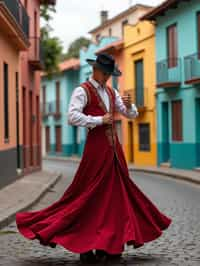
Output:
left=123, top=20, right=157, bottom=166
left=20, top=0, right=56, bottom=176
left=143, top=0, right=200, bottom=170
left=0, top=0, right=29, bottom=188
left=89, top=4, right=152, bottom=43
left=41, top=59, right=80, bottom=157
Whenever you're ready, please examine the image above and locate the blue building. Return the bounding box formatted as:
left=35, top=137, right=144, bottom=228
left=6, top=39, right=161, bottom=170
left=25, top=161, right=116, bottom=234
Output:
left=143, top=0, right=200, bottom=170
left=41, top=59, right=81, bottom=157
left=41, top=37, right=119, bottom=158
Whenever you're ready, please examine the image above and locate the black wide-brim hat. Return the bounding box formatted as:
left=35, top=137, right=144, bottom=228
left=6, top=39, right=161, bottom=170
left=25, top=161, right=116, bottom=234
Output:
left=86, top=53, right=122, bottom=77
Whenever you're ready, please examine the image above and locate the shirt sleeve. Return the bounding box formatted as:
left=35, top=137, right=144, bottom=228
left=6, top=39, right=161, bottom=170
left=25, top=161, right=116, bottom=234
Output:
left=67, top=86, right=103, bottom=128
left=114, top=89, right=139, bottom=118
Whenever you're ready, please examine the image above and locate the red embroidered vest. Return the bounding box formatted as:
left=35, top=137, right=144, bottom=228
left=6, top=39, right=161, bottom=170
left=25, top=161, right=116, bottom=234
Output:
left=80, top=81, right=129, bottom=174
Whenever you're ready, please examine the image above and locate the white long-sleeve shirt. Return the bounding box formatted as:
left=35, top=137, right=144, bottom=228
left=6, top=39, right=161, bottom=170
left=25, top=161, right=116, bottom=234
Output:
left=68, top=77, right=138, bottom=128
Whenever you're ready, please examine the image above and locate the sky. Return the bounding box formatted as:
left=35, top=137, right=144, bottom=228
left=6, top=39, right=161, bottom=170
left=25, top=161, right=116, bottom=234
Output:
left=48, top=0, right=164, bottom=52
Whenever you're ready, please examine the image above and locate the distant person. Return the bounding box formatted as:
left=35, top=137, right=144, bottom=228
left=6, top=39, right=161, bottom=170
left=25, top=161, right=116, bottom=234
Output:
left=16, top=53, right=172, bottom=264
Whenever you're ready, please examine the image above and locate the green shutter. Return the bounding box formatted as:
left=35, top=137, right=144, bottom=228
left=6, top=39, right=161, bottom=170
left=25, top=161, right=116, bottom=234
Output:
left=135, top=60, right=144, bottom=107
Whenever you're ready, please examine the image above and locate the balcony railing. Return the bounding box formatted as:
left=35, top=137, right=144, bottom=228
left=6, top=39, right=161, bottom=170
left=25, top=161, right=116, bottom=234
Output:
left=156, top=58, right=181, bottom=88
left=0, top=0, right=29, bottom=38
left=124, top=88, right=148, bottom=111
left=41, top=101, right=62, bottom=118
left=184, top=53, right=200, bottom=85
left=29, top=37, right=44, bottom=70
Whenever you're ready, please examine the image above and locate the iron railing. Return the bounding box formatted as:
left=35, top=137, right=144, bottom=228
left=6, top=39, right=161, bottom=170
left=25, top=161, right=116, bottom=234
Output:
left=184, top=53, right=200, bottom=82
left=156, top=58, right=181, bottom=86
left=124, top=88, right=148, bottom=109
left=0, top=0, right=29, bottom=38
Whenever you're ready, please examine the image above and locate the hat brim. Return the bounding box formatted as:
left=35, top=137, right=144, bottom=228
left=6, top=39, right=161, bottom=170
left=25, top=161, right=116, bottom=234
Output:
left=86, top=59, right=122, bottom=77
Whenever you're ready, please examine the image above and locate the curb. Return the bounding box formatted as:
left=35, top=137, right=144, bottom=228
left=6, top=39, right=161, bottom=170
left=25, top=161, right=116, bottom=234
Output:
left=0, top=172, right=62, bottom=230
left=129, top=167, right=200, bottom=186
left=44, top=156, right=200, bottom=186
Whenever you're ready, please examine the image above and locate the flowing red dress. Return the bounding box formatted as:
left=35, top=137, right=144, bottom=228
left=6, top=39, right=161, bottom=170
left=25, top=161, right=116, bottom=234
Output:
left=16, top=81, right=172, bottom=254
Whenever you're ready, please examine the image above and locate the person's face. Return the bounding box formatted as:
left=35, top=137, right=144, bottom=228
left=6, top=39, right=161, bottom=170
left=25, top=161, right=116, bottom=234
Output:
left=93, top=67, right=111, bottom=86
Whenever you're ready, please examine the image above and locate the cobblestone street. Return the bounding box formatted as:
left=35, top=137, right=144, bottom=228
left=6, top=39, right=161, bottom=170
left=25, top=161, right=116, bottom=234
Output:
left=0, top=160, right=200, bottom=266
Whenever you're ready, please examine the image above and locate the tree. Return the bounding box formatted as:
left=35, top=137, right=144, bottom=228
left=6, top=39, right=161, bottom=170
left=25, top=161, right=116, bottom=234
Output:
left=63, top=37, right=91, bottom=60
left=40, top=4, right=63, bottom=76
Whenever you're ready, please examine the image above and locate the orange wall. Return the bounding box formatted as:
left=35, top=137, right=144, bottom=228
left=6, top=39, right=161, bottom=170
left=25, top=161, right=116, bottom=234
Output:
left=0, top=28, right=20, bottom=151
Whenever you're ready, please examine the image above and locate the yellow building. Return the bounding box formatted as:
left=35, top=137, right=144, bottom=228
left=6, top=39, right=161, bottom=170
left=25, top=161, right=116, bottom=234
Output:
left=122, top=20, right=157, bottom=166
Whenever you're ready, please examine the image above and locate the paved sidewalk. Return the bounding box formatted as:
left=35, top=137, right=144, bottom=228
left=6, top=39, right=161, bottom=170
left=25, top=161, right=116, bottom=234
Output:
left=44, top=155, right=200, bottom=185
left=0, top=170, right=61, bottom=229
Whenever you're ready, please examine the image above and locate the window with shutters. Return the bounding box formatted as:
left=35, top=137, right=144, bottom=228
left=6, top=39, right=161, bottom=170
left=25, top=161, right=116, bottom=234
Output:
left=139, top=123, right=150, bottom=151
left=167, top=24, right=178, bottom=68
left=171, top=100, right=182, bottom=141
left=56, top=81, right=60, bottom=112
left=135, top=59, right=144, bottom=107
left=3, top=62, right=9, bottom=141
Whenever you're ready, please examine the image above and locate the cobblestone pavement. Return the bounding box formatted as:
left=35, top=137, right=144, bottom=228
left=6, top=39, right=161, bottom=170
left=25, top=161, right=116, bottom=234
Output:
left=0, top=160, right=200, bottom=266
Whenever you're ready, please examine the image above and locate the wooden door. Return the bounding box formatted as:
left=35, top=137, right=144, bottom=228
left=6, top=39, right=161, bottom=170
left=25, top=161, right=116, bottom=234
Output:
left=45, top=126, right=50, bottom=153
left=55, top=126, right=62, bottom=152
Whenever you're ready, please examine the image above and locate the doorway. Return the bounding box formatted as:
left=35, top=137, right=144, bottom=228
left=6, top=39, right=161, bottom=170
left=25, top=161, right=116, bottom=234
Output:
left=161, top=102, right=170, bottom=163
left=128, top=121, right=134, bottom=163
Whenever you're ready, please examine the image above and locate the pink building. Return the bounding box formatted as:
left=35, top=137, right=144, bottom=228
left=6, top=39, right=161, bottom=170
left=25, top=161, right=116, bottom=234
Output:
left=20, top=0, right=56, bottom=175
left=0, top=0, right=56, bottom=188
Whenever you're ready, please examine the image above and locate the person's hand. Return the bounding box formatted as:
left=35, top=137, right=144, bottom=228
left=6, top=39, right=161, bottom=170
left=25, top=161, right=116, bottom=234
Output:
left=122, top=94, right=132, bottom=109
left=102, top=113, right=113, bottom=125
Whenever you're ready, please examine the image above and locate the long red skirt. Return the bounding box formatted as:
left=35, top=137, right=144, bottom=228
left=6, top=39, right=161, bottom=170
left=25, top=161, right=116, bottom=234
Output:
left=16, top=151, right=171, bottom=254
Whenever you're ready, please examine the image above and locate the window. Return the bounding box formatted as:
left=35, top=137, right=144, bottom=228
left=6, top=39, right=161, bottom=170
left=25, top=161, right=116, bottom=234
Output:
left=3, top=63, right=9, bottom=141
left=56, top=81, right=60, bottom=112
left=96, top=34, right=101, bottom=42
left=122, top=19, right=128, bottom=36
left=42, top=86, right=46, bottom=113
left=167, top=24, right=178, bottom=68
left=139, top=123, right=150, bottom=151
left=24, top=0, right=28, bottom=9
left=197, top=12, right=200, bottom=56
left=135, top=59, right=144, bottom=107
left=171, top=100, right=182, bottom=141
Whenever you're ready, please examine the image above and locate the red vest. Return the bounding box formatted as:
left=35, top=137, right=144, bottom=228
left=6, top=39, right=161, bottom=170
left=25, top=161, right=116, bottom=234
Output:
left=80, top=81, right=129, bottom=175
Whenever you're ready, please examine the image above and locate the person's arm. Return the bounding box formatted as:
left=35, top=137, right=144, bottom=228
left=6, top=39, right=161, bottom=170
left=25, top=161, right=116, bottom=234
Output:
left=67, top=86, right=103, bottom=128
left=114, top=89, right=139, bottom=118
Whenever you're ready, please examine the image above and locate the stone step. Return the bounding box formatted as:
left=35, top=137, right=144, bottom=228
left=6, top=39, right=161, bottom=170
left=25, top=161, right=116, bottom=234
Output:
left=160, top=162, right=171, bottom=168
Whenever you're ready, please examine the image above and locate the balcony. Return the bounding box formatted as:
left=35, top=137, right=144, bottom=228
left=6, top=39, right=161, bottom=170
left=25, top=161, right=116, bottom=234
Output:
left=124, top=88, right=148, bottom=112
left=29, top=37, right=44, bottom=71
left=184, top=53, right=200, bottom=85
left=156, top=58, right=181, bottom=88
left=0, top=0, right=29, bottom=49
left=42, top=101, right=62, bottom=119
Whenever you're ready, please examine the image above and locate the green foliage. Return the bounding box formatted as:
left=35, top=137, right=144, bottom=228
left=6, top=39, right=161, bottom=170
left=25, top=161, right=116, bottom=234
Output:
left=40, top=4, right=63, bottom=77
left=63, top=37, right=91, bottom=60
